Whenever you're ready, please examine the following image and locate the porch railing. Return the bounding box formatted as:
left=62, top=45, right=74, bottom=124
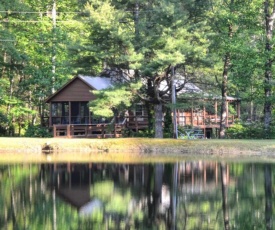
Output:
left=48, top=114, right=237, bottom=138
left=126, top=115, right=149, bottom=132
left=177, top=114, right=236, bottom=127
left=53, top=118, right=127, bottom=138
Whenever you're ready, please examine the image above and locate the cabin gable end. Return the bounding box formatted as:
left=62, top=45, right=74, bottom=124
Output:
left=47, top=78, right=96, bottom=102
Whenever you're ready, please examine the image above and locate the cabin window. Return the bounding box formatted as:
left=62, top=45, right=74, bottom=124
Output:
left=51, top=102, right=69, bottom=124
left=135, top=104, right=145, bottom=121
left=178, top=111, right=185, bottom=126
left=135, top=104, right=144, bottom=116
left=71, top=102, right=89, bottom=124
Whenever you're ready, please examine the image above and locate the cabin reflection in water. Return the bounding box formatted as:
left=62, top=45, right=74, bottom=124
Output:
left=41, top=162, right=230, bottom=228
left=42, top=163, right=152, bottom=216
left=178, top=161, right=230, bottom=193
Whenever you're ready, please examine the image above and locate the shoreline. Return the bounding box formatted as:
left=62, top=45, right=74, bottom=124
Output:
left=0, top=137, right=274, bottom=163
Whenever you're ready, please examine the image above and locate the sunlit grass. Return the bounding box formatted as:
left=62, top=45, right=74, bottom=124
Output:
left=0, top=137, right=274, bottom=163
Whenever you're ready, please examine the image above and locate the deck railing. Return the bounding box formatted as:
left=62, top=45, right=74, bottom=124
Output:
left=49, top=114, right=237, bottom=138
left=53, top=118, right=127, bottom=138
left=177, top=114, right=235, bottom=127
left=126, top=115, right=149, bottom=132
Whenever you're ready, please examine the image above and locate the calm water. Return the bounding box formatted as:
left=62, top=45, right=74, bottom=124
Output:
left=0, top=161, right=273, bottom=230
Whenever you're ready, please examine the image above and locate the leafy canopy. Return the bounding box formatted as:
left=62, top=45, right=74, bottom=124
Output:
left=89, top=82, right=142, bottom=117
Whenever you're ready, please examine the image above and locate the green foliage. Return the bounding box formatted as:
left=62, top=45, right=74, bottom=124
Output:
left=129, top=129, right=154, bottom=138
left=0, top=110, right=8, bottom=136
left=226, top=121, right=268, bottom=139
left=226, top=123, right=247, bottom=139
left=89, top=82, right=141, bottom=118
left=0, top=0, right=273, bottom=138
left=91, top=180, right=114, bottom=201
left=24, top=125, right=52, bottom=137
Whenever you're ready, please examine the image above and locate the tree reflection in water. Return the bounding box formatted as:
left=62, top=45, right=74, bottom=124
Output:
left=265, top=164, right=272, bottom=230
left=0, top=161, right=274, bottom=229
left=220, top=162, right=229, bottom=230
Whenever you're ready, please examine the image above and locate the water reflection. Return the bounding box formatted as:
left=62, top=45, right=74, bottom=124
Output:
left=0, top=161, right=274, bottom=229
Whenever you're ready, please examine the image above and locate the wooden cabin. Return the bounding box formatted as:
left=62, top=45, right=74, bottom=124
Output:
left=175, top=96, right=241, bottom=138
left=45, top=75, right=240, bottom=138
left=45, top=75, right=149, bottom=137
left=45, top=75, right=124, bottom=137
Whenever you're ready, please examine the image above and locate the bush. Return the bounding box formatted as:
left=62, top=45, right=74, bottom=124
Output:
left=24, top=125, right=52, bottom=137
left=226, top=121, right=265, bottom=139
left=0, top=112, right=8, bottom=136
left=131, top=129, right=154, bottom=138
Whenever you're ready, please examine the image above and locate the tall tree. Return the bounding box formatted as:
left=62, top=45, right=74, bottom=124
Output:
left=0, top=0, right=83, bottom=135
left=75, top=0, right=209, bottom=138
left=207, top=0, right=263, bottom=138
left=263, top=0, right=275, bottom=137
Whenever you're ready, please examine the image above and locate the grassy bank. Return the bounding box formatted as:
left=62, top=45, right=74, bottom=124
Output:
left=0, top=137, right=274, bottom=163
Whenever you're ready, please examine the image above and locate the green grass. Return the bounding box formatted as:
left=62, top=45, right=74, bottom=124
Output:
left=0, top=137, right=274, bottom=163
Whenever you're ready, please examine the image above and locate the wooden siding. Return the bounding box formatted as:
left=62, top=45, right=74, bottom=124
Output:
left=49, top=78, right=96, bottom=102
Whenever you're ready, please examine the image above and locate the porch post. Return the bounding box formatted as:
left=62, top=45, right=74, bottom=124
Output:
left=69, top=101, right=71, bottom=124
left=191, top=102, right=194, bottom=126
left=53, top=125, right=56, bottom=137
left=177, top=109, right=179, bottom=126
left=215, top=100, right=217, bottom=123
left=203, top=105, right=206, bottom=126
left=226, top=101, right=228, bottom=126
left=67, top=125, right=71, bottom=137
left=49, top=102, right=52, bottom=126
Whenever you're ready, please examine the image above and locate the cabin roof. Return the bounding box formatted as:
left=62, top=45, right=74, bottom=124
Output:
left=45, top=74, right=240, bottom=103
left=159, top=77, right=202, bottom=94
left=170, top=75, right=240, bottom=101
left=45, top=75, right=113, bottom=103
left=78, top=75, right=113, bottom=90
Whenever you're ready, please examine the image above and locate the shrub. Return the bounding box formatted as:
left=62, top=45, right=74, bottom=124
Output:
left=0, top=112, right=8, bottom=136
left=226, top=123, right=247, bottom=139
left=24, top=125, right=52, bottom=137
left=226, top=121, right=265, bottom=139
left=131, top=129, right=154, bottom=138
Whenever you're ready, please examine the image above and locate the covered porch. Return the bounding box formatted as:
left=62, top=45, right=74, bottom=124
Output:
left=49, top=101, right=110, bottom=126
left=48, top=101, right=126, bottom=138
left=175, top=97, right=241, bottom=138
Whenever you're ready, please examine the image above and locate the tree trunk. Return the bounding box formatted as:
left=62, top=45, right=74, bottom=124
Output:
left=153, top=164, right=164, bottom=219
left=263, top=0, right=275, bottom=138
left=145, top=101, right=154, bottom=135
left=146, top=79, right=154, bottom=135
left=170, top=163, right=178, bottom=230
left=219, top=54, right=230, bottom=138
left=154, top=103, right=163, bottom=138
left=220, top=163, right=230, bottom=230
left=219, top=22, right=233, bottom=139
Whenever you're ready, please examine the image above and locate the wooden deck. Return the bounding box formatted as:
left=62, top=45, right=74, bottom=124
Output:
left=177, top=114, right=236, bottom=128
left=50, top=116, right=149, bottom=138
left=50, top=114, right=237, bottom=138
left=53, top=123, right=125, bottom=138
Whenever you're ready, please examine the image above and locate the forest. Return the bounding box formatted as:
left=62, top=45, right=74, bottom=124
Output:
left=0, top=0, right=275, bottom=139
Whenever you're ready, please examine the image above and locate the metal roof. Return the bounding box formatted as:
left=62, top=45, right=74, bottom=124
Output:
left=78, top=75, right=113, bottom=90
left=159, top=78, right=202, bottom=94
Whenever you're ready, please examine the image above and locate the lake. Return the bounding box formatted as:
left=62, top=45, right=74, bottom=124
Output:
left=0, top=160, right=273, bottom=230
